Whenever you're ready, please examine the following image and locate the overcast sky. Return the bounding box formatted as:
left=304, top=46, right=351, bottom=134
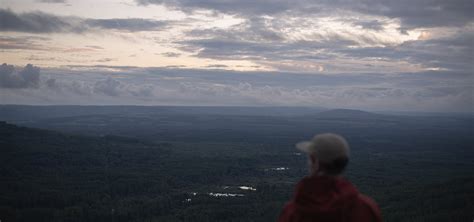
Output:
left=0, top=0, right=473, bottom=112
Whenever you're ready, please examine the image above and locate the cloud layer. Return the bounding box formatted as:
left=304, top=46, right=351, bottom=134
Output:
left=0, top=9, right=167, bottom=33
left=0, top=1, right=472, bottom=112
left=0, top=63, right=40, bottom=88
left=0, top=64, right=471, bottom=112
left=137, top=0, right=474, bottom=28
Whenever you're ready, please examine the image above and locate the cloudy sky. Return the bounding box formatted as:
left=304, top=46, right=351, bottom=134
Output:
left=0, top=0, right=473, bottom=112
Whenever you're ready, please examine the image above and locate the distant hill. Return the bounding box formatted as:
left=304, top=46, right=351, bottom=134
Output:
left=313, top=109, right=383, bottom=119
left=0, top=105, right=326, bottom=123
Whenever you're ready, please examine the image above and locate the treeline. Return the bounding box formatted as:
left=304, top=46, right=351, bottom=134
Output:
left=1, top=121, right=473, bottom=221
left=0, top=122, right=292, bottom=222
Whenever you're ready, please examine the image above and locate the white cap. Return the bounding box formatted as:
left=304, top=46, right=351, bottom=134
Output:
left=296, top=133, right=350, bottom=163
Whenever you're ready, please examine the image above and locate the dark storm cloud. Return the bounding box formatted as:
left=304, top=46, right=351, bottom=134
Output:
left=188, top=17, right=284, bottom=42
left=338, top=32, right=474, bottom=71
left=0, top=63, right=40, bottom=88
left=179, top=15, right=356, bottom=61
left=178, top=38, right=353, bottom=61
left=136, top=0, right=474, bottom=29
left=136, top=0, right=294, bottom=16
left=180, top=9, right=471, bottom=72
left=0, top=8, right=79, bottom=33
left=0, top=9, right=168, bottom=33
left=341, top=0, right=474, bottom=29
left=85, top=18, right=167, bottom=31
left=400, top=34, right=473, bottom=71
left=179, top=39, right=272, bottom=60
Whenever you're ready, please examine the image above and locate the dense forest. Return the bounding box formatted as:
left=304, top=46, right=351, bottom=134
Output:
left=0, top=106, right=473, bottom=221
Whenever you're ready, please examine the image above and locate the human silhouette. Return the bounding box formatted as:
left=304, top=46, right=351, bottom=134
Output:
left=278, top=133, right=382, bottom=222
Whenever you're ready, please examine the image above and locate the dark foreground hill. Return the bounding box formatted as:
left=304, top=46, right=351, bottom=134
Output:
left=0, top=122, right=296, bottom=222
left=1, top=105, right=474, bottom=222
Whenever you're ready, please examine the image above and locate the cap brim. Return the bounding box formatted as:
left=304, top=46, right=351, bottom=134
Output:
left=295, top=141, right=312, bottom=153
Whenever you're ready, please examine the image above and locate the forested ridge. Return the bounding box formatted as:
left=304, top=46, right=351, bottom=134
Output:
left=1, top=107, right=473, bottom=221
left=1, top=122, right=292, bottom=221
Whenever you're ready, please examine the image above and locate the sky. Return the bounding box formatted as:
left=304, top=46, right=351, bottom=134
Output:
left=0, top=0, right=473, bottom=112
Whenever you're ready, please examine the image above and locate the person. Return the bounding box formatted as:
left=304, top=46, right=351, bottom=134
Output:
left=278, top=133, right=382, bottom=222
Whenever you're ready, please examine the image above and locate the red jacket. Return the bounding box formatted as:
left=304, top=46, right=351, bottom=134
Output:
left=278, top=175, right=382, bottom=222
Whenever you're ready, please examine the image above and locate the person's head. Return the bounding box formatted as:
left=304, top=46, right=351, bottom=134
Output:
left=296, top=133, right=350, bottom=176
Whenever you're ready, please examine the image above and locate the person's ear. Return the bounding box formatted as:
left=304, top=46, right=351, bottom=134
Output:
left=310, top=155, right=317, bottom=165
left=310, top=154, right=319, bottom=175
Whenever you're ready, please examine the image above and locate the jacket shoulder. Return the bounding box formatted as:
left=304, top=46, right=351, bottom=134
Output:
left=350, top=194, right=382, bottom=222
left=278, top=202, right=296, bottom=222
